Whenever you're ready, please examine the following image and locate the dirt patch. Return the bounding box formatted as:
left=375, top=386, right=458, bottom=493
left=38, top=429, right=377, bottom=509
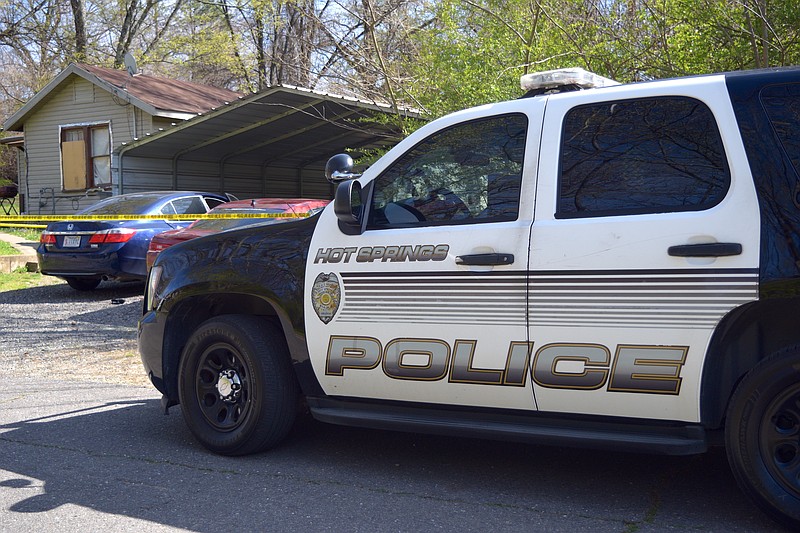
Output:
left=0, top=280, right=152, bottom=388
left=2, top=346, right=151, bottom=388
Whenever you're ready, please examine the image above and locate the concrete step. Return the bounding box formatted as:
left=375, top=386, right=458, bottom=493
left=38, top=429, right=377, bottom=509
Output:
left=0, top=232, right=39, bottom=273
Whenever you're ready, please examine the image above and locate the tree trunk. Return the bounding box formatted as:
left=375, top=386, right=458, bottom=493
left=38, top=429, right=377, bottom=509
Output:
left=69, top=0, right=87, bottom=60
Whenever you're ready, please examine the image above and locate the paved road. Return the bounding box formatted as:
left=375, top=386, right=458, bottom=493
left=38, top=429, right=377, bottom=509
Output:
left=0, top=379, right=786, bottom=532
left=0, top=280, right=788, bottom=531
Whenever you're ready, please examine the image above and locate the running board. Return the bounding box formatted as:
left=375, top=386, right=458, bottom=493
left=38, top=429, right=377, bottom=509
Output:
left=308, top=397, right=708, bottom=456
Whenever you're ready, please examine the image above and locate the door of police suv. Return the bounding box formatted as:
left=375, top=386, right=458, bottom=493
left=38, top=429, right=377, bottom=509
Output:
left=527, top=76, right=761, bottom=424
left=306, top=100, right=542, bottom=411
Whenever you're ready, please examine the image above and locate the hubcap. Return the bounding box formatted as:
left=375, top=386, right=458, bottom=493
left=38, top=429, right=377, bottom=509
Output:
left=195, top=343, right=251, bottom=431
left=761, top=383, right=800, bottom=497
left=216, top=369, right=242, bottom=401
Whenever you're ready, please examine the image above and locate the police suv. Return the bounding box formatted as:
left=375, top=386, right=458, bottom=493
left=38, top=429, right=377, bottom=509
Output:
left=139, top=68, right=800, bottom=527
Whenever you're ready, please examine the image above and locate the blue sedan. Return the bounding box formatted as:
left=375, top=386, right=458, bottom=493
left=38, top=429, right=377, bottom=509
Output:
left=37, top=191, right=232, bottom=290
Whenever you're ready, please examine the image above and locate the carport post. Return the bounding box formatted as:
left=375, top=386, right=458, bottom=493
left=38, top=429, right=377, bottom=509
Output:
left=115, top=147, right=126, bottom=194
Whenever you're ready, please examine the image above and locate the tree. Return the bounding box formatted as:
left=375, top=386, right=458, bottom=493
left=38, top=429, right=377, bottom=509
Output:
left=401, top=0, right=800, bottom=117
left=2, top=0, right=800, bottom=128
left=69, top=0, right=87, bottom=59
left=190, top=0, right=321, bottom=91
left=0, top=0, right=70, bottom=116
left=666, top=0, right=800, bottom=72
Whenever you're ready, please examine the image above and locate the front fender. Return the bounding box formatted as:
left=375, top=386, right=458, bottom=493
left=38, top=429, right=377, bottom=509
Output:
left=148, top=216, right=324, bottom=402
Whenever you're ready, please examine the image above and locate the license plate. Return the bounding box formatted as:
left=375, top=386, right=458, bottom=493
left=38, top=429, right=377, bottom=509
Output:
left=63, top=235, right=81, bottom=247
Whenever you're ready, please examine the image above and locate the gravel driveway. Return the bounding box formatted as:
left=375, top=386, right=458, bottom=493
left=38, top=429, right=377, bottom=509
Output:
left=0, top=280, right=151, bottom=387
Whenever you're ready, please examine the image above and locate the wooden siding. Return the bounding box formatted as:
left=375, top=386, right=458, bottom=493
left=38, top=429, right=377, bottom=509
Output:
left=21, top=76, right=159, bottom=214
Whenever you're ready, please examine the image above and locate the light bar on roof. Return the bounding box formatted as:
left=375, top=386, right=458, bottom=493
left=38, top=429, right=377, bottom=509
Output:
left=520, top=67, right=619, bottom=93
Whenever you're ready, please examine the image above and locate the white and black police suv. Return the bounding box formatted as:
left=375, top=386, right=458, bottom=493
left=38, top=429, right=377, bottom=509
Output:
left=139, top=67, right=800, bottom=527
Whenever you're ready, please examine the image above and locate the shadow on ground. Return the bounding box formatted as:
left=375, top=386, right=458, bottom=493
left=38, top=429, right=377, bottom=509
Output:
left=0, top=280, right=144, bottom=305
left=0, top=383, right=786, bottom=532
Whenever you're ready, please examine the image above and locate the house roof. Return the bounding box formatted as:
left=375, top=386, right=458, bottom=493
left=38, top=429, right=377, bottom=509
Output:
left=3, top=63, right=243, bottom=131
left=0, top=135, right=24, bottom=147
left=79, top=64, right=243, bottom=115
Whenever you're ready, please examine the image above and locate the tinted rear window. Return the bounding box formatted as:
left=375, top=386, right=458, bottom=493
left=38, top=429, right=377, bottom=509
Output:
left=558, top=96, right=730, bottom=218
left=80, top=194, right=166, bottom=215
left=760, top=83, right=800, bottom=177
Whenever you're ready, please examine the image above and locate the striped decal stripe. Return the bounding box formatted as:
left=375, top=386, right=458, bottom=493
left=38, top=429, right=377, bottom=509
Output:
left=527, top=270, right=757, bottom=328
left=340, top=271, right=527, bottom=325
left=337, top=269, right=759, bottom=328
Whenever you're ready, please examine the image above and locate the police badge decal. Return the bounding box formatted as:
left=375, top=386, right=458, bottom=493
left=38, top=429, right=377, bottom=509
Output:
left=312, top=273, right=341, bottom=324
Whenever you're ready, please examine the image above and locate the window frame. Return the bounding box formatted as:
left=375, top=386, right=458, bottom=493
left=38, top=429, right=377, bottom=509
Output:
left=555, top=95, right=732, bottom=220
left=59, top=122, right=112, bottom=192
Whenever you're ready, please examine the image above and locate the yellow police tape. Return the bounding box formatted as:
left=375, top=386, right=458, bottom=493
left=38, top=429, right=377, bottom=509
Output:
left=0, top=213, right=309, bottom=222
left=0, top=223, right=47, bottom=229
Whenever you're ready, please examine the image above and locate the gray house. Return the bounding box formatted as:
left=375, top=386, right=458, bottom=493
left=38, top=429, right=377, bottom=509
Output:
left=3, top=63, right=242, bottom=214
left=5, top=64, right=417, bottom=215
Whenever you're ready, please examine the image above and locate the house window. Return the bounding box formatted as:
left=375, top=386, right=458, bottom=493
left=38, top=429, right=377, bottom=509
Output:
left=61, top=124, right=111, bottom=191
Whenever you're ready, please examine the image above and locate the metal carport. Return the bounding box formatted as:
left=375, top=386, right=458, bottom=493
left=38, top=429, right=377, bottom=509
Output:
left=115, top=86, right=419, bottom=199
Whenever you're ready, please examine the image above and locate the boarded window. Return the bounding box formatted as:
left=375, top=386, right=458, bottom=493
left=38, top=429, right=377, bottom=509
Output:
left=61, top=124, right=111, bottom=191
left=62, top=139, right=87, bottom=191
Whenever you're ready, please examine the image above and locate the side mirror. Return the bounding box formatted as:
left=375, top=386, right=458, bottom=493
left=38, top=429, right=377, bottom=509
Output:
left=334, top=179, right=363, bottom=227
left=325, top=154, right=362, bottom=183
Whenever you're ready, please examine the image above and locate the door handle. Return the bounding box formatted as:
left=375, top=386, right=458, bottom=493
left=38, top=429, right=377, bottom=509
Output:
left=455, top=253, right=515, bottom=266
left=667, top=242, right=742, bottom=257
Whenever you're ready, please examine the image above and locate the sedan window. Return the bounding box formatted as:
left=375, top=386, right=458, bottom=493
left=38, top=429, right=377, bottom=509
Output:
left=206, top=198, right=227, bottom=209
left=81, top=193, right=166, bottom=214
left=170, top=196, right=208, bottom=214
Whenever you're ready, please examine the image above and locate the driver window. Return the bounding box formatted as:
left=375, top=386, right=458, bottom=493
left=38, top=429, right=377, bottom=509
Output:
left=367, top=114, right=527, bottom=229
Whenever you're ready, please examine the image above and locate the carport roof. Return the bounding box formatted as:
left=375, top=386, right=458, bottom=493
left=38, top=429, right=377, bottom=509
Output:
left=117, top=85, right=421, bottom=171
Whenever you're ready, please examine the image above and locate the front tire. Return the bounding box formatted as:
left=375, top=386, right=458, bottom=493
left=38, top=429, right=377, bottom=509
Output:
left=178, top=315, right=297, bottom=455
left=725, top=346, right=800, bottom=528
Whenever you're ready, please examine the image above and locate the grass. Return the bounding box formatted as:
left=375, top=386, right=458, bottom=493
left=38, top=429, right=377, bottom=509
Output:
left=0, top=225, right=40, bottom=255
left=0, top=226, right=42, bottom=242
left=0, top=240, right=18, bottom=255
left=0, top=213, right=55, bottom=291
left=0, top=267, right=62, bottom=291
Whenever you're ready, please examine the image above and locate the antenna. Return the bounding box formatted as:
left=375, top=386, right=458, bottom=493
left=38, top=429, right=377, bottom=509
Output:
left=123, top=52, right=138, bottom=77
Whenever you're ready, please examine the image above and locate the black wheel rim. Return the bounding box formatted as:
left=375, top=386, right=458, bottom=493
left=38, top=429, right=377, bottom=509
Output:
left=760, top=382, right=800, bottom=498
left=194, top=342, right=251, bottom=431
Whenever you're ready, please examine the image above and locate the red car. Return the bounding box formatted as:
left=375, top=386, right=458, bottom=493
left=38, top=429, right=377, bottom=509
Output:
left=146, top=198, right=329, bottom=269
